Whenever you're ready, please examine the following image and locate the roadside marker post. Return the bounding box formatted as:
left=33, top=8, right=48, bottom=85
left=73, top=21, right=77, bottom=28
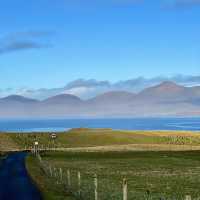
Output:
left=34, top=141, right=39, bottom=156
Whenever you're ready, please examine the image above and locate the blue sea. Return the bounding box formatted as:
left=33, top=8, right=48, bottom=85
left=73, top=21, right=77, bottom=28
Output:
left=0, top=118, right=200, bottom=132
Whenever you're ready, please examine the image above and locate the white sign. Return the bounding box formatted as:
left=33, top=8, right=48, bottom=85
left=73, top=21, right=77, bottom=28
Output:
left=34, top=141, right=39, bottom=145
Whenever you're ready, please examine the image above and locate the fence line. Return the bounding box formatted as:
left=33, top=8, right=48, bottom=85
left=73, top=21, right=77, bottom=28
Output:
left=35, top=153, right=193, bottom=200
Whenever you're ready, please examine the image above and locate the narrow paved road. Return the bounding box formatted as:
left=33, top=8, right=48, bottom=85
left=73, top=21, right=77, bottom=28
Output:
left=0, top=152, right=42, bottom=200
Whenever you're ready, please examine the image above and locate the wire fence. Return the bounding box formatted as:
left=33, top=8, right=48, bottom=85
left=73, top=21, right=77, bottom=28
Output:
left=35, top=153, right=196, bottom=200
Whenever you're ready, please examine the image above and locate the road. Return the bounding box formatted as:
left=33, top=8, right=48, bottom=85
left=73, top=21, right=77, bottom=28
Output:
left=0, top=152, right=42, bottom=200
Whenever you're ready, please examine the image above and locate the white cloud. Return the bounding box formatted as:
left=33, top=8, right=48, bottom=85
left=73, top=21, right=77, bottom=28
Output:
left=0, top=75, right=200, bottom=100
left=62, top=86, right=96, bottom=98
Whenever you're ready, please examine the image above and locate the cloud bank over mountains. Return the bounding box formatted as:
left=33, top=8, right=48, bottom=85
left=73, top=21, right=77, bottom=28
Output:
left=1, top=75, right=200, bottom=100
left=1, top=81, right=200, bottom=118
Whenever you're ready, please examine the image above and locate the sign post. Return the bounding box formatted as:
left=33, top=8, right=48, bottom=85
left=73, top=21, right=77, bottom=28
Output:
left=34, top=141, right=39, bottom=156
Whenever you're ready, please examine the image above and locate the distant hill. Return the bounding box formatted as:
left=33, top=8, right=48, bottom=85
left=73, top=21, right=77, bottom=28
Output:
left=136, top=81, right=188, bottom=102
left=0, top=81, right=200, bottom=118
left=0, top=95, right=39, bottom=118
left=42, top=94, right=83, bottom=105
left=0, top=95, right=39, bottom=104
left=88, top=91, right=135, bottom=105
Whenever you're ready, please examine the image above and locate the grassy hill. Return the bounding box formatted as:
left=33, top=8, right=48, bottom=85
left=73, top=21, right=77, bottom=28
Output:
left=4, top=128, right=200, bottom=151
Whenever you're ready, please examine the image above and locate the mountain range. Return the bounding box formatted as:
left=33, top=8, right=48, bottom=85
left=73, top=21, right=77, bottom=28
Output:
left=0, top=81, right=200, bottom=118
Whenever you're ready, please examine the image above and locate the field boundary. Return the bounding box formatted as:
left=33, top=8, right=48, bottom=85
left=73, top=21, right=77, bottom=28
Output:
left=34, top=152, right=196, bottom=200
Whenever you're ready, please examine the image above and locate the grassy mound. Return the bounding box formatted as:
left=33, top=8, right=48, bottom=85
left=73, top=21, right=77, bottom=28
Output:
left=7, top=128, right=200, bottom=151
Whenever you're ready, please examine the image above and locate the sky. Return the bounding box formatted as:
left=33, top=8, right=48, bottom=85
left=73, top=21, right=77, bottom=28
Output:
left=0, top=0, right=200, bottom=97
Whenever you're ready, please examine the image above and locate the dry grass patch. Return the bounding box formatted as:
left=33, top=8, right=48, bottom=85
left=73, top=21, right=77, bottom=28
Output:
left=0, top=133, right=20, bottom=152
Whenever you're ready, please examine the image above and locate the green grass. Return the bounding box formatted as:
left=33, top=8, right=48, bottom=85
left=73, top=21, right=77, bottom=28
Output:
left=0, top=133, right=19, bottom=152
left=13, top=129, right=200, bottom=199
left=2, top=129, right=200, bottom=199
left=7, top=128, right=200, bottom=150
left=37, top=151, right=200, bottom=200
left=26, top=155, right=76, bottom=200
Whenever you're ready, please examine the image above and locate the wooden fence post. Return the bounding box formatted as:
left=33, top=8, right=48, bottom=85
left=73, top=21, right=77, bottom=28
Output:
left=33, top=145, right=36, bottom=155
left=49, top=166, right=53, bottom=177
left=37, top=154, right=42, bottom=163
left=59, top=168, right=63, bottom=183
left=55, top=168, right=59, bottom=184
left=185, top=195, right=192, bottom=200
left=94, top=174, right=98, bottom=200
left=67, top=170, right=71, bottom=187
left=123, top=178, right=128, bottom=200
left=78, top=171, right=81, bottom=196
left=54, top=167, right=57, bottom=178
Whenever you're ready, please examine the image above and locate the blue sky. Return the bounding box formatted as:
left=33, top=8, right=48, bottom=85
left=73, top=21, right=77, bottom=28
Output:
left=0, top=0, right=200, bottom=91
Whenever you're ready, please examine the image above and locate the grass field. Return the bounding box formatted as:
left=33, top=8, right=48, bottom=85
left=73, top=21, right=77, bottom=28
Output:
left=2, top=128, right=200, bottom=199
left=26, top=156, right=75, bottom=200
left=5, top=128, right=200, bottom=152
left=26, top=150, right=200, bottom=200
left=0, top=133, right=19, bottom=152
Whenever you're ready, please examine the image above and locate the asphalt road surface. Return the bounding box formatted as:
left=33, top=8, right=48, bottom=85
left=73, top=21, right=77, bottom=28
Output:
left=0, top=152, right=42, bottom=200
